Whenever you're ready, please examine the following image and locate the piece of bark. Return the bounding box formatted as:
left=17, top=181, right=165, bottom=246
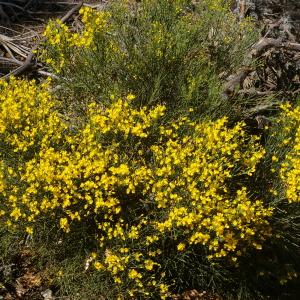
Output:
left=255, top=115, right=272, bottom=129
left=223, top=67, right=253, bottom=98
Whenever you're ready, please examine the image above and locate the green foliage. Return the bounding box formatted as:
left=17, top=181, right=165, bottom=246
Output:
left=41, top=0, right=258, bottom=119
left=0, top=78, right=273, bottom=298
left=255, top=103, right=300, bottom=292
left=0, top=1, right=299, bottom=299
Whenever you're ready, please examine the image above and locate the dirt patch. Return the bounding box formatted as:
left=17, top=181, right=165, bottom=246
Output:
left=0, top=248, right=50, bottom=300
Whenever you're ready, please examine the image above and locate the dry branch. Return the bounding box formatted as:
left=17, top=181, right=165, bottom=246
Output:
left=223, top=67, right=253, bottom=98
left=252, top=37, right=300, bottom=57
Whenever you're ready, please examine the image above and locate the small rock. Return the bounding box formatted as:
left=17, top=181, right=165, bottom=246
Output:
left=41, top=289, right=54, bottom=300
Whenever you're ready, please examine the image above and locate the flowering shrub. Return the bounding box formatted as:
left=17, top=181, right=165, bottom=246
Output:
left=0, top=78, right=66, bottom=231
left=255, top=103, right=300, bottom=290
left=2, top=1, right=299, bottom=298
left=277, top=104, right=300, bottom=203
left=41, top=8, right=112, bottom=73
left=40, top=0, right=258, bottom=117
left=264, top=103, right=300, bottom=204
left=0, top=77, right=273, bottom=298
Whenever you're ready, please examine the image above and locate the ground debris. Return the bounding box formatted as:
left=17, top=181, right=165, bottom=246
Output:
left=172, top=289, right=223, bottom=300
left=0, top=249, right=45, bottom=300
left=41, top=289, right=54, bottom=300
left=224, top=0, right=300, bottom=120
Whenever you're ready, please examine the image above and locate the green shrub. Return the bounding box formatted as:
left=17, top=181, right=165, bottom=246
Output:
left=40, top=0, right=258, bottom=119
left=254, top=103, right=300, bottom=292
left=1, top=1, right=299, bottom=299
left=0, top=78, right=273, bottom=298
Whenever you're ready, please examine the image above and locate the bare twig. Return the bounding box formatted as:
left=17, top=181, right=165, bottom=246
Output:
left=37, top=70, right=59, bottom=80
left=61, top=1, right=83, bottom=23
left=286, top=42, right=300, bottom=52
left=238, top=89, right=273, bottom=97
left=0, top=57, right=23, bottom=66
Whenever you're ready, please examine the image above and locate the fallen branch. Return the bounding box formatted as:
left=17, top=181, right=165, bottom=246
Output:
left=251, top=37, right=283, bottom=56
left=60, top=1, right=83, bottom=23
left=238, top=89, right=273, bottom=97
left=0, top=57, right=23, bottom=66
left=223, top=67, right=253, bottom=98
left=285, top=42, right=300, bottom=52
left=0, top=57, right=22, bottom=73
left=252, top=37, right=300, bottom=56
left=37, top=70, right=59, bottom=80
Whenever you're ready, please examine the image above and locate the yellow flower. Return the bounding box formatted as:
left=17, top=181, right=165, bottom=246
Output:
left=177, top=243, right=186, bottom=251
left=25, top=227, right=33, bottom=235
left=144, top=259, right=155, bottom=271
left=128, top=269, right=142, bottom=280
left=126, top=94, right=136, bottom=101
left=59, top=218, right=70, bottom=233
left=94, top=261, right=104, bottom=270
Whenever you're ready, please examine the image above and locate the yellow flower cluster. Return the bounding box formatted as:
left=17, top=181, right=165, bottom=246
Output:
left=0, top=77, right=273, bottom=298
left=79, top=7, right=111, bottom=47
left=0, top=78, right=66, bottom=230
left=0, top=77, right=59, bottom=147
left=151, top=117, right=272, bottom=259
left=0, top=78, right=64, bottom=155
left=89, top=94, right=165, bottom=138
left=41, top=7, right=111, bottom=71
left=278, top=104, right=300, bottom=203
left=203, top=0, right=229, bottom=12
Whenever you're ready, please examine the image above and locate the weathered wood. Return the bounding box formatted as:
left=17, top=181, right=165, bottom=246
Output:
left=223, top=67, right=253, bottom=98
left=251, top=38, right=300, bottom=55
